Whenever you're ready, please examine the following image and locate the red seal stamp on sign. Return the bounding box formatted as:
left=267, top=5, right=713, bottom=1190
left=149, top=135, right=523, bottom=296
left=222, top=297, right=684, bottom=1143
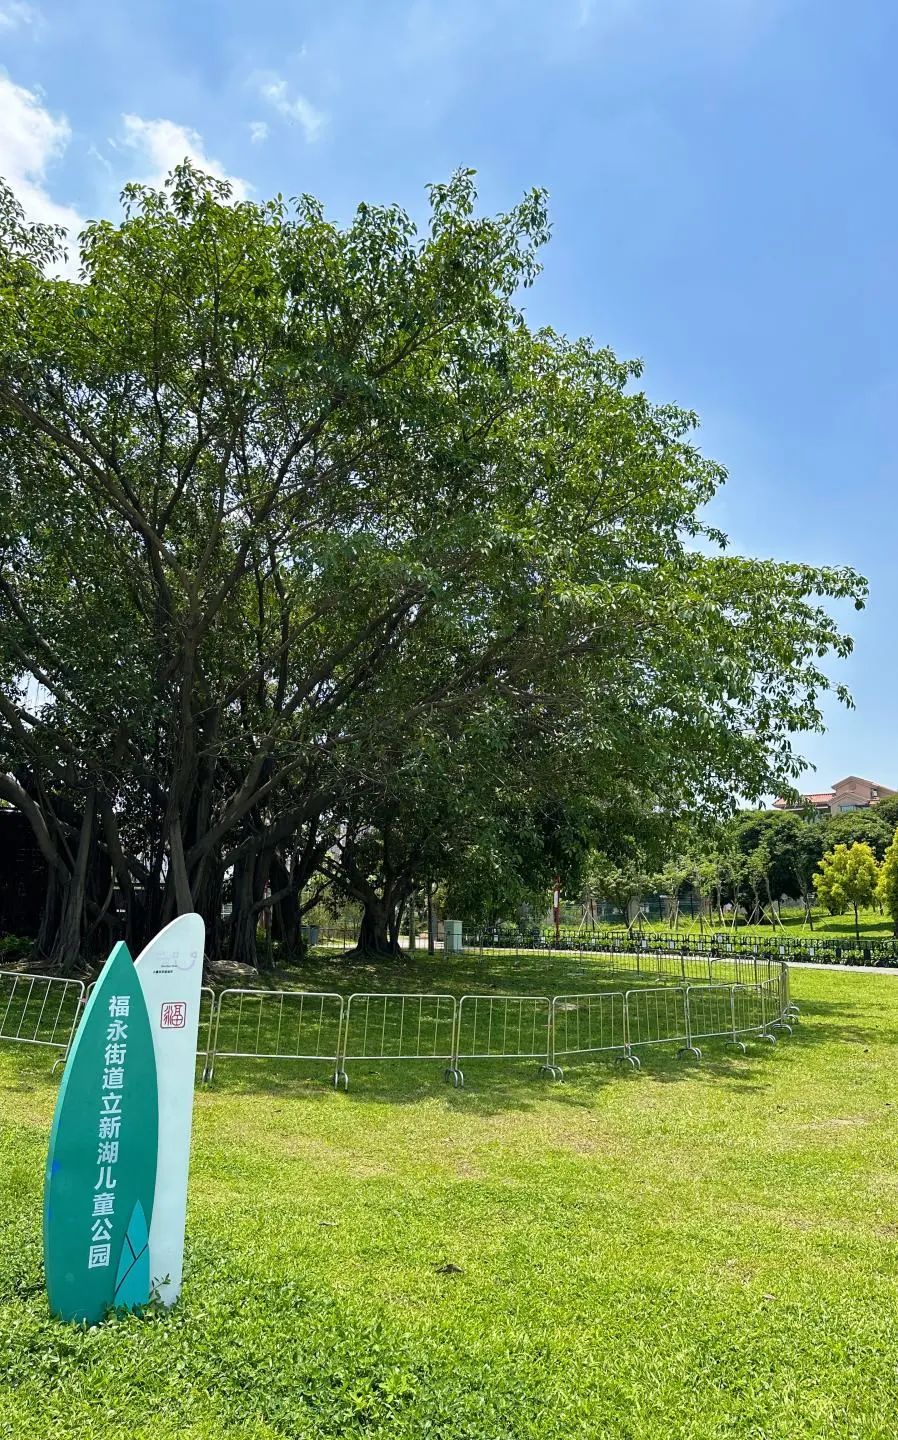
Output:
left=160, top=1001, right=187, bottom=1030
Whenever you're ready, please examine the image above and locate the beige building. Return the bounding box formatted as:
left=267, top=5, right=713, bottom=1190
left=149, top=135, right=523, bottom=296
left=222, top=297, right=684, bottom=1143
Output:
left=773, top=775, right=895, bottom=818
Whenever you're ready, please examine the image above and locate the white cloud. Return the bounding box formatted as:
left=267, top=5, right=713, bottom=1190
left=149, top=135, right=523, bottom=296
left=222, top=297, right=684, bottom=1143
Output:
left=120, top=114, right=249, bottom=198
left=0, top=1, right=39, bottom=30
left=573, top=0, right=643, bottom=30
left=87, top=141, right=112, bottom=174
left=255, top=73, right=325, bottom=142
left=249, top=119, right=269, bottom=144
left=0, top=72, right=83, bottom=257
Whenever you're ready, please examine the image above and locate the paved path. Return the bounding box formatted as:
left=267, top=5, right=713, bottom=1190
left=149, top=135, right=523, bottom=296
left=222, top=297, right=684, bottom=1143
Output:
left=786, top=959, right=898, bottom=975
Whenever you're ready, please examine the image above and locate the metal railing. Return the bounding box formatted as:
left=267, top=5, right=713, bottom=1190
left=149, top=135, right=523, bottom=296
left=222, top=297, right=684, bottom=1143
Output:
left=2, top=957, right=796, bottom=1089
left=551, top=991, right=629, bottom=1070
left=334, top=992, right=457, bottom=1090
left=206, top=988, right=344, bottom=1085
left=463, top=924, right=898, bottom=968
left=684, top=983, right=773, bottom=1057
left=624, top=986, right=691, bottom=1062
left=197, top=985, right=218, bottom=1080
left=448, top=994, right=556, bottom=1086
left=0, top=970, right=85, bottom=1056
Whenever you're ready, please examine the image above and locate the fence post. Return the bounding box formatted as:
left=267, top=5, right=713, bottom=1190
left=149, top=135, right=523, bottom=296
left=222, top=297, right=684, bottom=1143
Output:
left=725, top=985, right=747, bottom=1053
left=199, top=986, right=216, bottom=1083
left=784, top=961, right=799, bottom=1018
left=614, top=992, right=640, bottom=1070
left=757, top=979, right=777, bottom=1044
left=542, top=1000, right=563, bottom=1081
left=332, top=1000, right=349, bottom=1090
left=677, top=987, right=701, bottom=1061
left=445, top=1001, right=463, bottom=1088
left=773, top=966, right=793, bottom=1035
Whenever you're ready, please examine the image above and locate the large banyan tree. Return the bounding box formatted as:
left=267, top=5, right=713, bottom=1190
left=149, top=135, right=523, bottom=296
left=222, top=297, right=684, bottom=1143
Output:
left=0, top=165, right=864, bottom=968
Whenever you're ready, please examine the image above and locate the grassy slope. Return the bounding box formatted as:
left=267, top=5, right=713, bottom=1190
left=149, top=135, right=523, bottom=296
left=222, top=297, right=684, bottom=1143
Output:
left=2, top=960, right=898, bottom=1440
left=631, top=907, right=895, bottom=941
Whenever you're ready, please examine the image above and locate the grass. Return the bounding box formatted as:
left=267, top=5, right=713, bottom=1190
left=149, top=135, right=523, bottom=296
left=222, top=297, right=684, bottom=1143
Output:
left=2, top=954, right=898, bottom=1439
left=609, top=906, right=897, bottom=941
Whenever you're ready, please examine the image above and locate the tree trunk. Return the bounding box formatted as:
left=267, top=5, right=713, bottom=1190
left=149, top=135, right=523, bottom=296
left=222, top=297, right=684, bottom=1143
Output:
left=192, top=851, right=223, bottom=962
left=270, top=851, right=301, bottom=956
left=37, top=865, right=64, bottom=960
left=407, top=895, right=416, bottom=952
left=98, top=793, right=137, bottom=945
left=254, top=847, right=275, bottom=970
left=169, top=818, right=194, bottom=915
left=49, top=790, right=96, bottom=974
left=229, top=855, right=259, bottom=969
left=356, top=897, right=401, bottom=957
left=389, top=896, right=408, bottom=952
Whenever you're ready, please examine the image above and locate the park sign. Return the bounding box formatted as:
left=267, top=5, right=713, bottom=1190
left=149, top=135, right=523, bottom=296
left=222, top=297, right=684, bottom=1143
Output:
left=44, top=914, right=205, bottom=1323
left=132, top=912, right=205, bottom=1307
left=43, top=942, right=158, bottom=1322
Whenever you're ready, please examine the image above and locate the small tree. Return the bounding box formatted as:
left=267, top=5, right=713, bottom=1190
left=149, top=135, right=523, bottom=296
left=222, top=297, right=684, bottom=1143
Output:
left=585, top=852, right=650, bottom=931
left=877, top=832, right=898, bottom=937
left=652, top=859, right=692, bottom=930
left=815, top=843, right=880, bottom=942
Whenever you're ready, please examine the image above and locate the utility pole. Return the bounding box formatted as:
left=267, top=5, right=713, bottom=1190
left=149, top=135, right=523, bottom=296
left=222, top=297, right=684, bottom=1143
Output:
left=553, top=876, right=561, bottom=947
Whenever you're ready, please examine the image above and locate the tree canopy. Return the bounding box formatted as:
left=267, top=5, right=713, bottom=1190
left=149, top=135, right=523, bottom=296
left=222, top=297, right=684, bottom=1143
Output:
left=877, top=832, right=898, bottom=938
left=814, top=843, right=880, bottom=940
left=0, top=164, right=866, bottom=967
left=819, top=809, right=893, bottom=861
left=872, top=794, right=898, bottom=831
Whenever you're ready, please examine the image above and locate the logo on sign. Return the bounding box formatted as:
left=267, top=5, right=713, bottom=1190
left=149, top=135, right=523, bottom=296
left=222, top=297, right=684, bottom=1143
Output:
left=160, top=1001, right=187, bottom=1030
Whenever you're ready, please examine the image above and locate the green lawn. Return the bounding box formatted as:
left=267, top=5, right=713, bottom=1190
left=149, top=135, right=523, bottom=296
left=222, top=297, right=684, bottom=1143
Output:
left=2, top=959, right=898, bottom=1439
left=622, top=907, right=896, bottom=941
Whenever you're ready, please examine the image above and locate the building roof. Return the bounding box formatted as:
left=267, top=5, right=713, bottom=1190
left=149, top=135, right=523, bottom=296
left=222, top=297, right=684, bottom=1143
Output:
left=772, top=792, right=834, bottom=809
left=833, top=775, right=895, bottom=793
left=772, top=774, right=896, bottom=811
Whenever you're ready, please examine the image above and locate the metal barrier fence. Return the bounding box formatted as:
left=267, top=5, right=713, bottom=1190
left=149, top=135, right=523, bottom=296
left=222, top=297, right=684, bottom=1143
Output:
left=261, top=918, right=898, bottom=968
left=201, top=971, right=790, bottom=1087
left=0, top=970, right=85, bottom=1056
left=1, top=958, right=796, bottom=1089
left=544, top=978, right=786, bottom=1076
left=448, top=994, right=556, bottom=1086
left=551, top=991, right=629, bottom=1071
left=334, top=992, right=457, bottom=1090
left=464, top=924, right=898, bottom=968
left=197, top=985, right=219, bottom=1080
left=206, top=988, right=344, bottom=1085
left=624, top=985, right=691, bottom=1060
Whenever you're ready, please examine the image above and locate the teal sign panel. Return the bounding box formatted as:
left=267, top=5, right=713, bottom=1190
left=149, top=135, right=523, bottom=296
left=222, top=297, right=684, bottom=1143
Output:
left=43, top=942, right=158, bottom=1323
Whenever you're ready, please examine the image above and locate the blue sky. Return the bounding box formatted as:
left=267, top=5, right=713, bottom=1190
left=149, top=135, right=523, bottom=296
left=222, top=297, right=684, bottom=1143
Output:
left=1, top=0, right=895, bottom=793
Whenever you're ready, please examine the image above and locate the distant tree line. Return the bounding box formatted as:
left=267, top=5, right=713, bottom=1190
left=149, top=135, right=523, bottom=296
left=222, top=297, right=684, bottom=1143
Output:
left=582, top=796, right=898, bottom=938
